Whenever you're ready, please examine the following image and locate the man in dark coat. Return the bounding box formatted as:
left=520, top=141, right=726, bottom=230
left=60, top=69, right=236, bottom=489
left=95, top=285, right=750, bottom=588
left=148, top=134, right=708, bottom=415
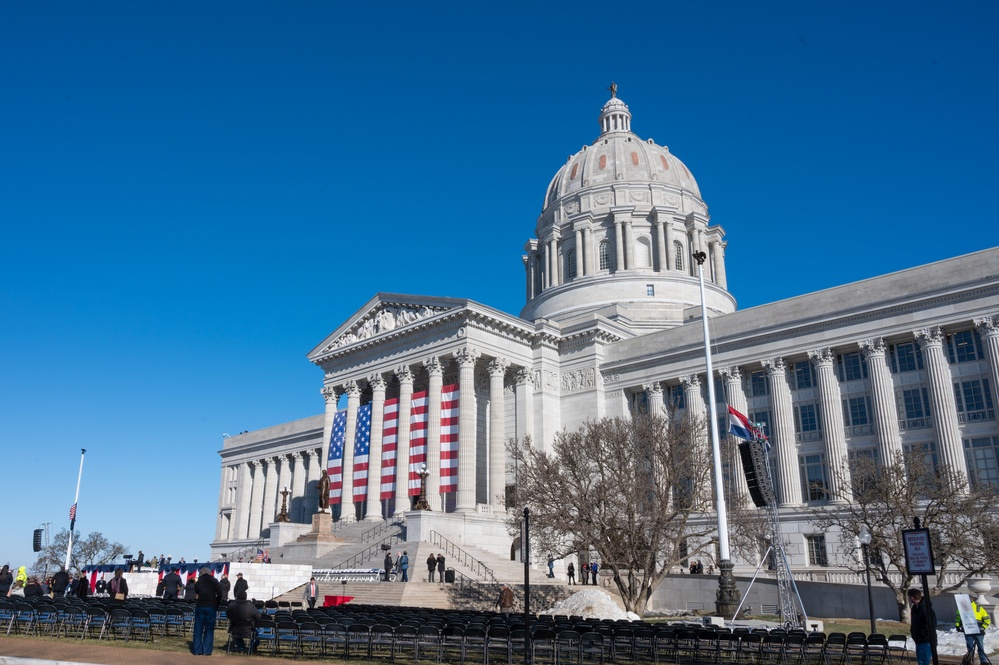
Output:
left=383, top=553, right=393, bottom=582
left=233, top=572, right=248, bottom=599
left=437, top=554, right=445, bottom=583
left=909, top=588, right=936, bottom=665
left=107, top=569, right=128, bottom=600
left=163, top=568, right=183, bottom=600
left=192, top=568, right=222, bottom=656
left=184, top=577, right=197, bottom=601
left=427, top=553, right=437, bottom=582
left=51, top=568, right=70, bottom=597
left=218, top=573, right=231, bottom=602
left=226, top=591, right=262, bottom=652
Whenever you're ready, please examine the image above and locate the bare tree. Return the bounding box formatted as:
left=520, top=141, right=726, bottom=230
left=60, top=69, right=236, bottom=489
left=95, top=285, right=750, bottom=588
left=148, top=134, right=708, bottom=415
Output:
left=507, top=413, right=715, bottom=617
left=32, top=529, right=129, bottom=576
left=810, top=451, right=999, bottom=621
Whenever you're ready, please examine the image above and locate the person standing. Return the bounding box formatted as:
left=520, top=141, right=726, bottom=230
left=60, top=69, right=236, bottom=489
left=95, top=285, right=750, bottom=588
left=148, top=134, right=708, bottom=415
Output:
left=567, top=562, right=576, bottom=585
left=184, top=576, right=197, bottom=601
left=304, top=577, right=320, bottom=609
left=427, top=553, right=438, bottom=582
left=233, top=572, right=248, bottom=599
left=135, top=550, right=144, bottom=572
left=909, top=588, right=936, bottom=665
left=497, top=584, right=514, bottom=615
left=591, top=561, right=598, bottom=585
left=383, top=552, right=394, bottom=582
left=192, top=567, right=223, bottom=656
left=51, top=568, right=70, bottom=598
left=957, top=597, right=992, bottom=665
left=108, top=569, right=128, bottom=601
left=548, top=555, right=555, bottom=578
left=218, top=573, right=231, bottom=603
left=437, top=554, right=445, bottom=583
left=398, top=551, right=410, bottom=582
left=0, top=566, right=12, bottom=596
left=580, top=562, right=589, bottom=585
left=74, top=572, right=89, bottom=599
left=163, top=568, right=183, bottom=601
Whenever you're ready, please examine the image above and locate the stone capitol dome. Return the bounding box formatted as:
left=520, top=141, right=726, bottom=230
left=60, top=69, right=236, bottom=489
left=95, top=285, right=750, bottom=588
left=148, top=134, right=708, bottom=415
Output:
left=520, top=88, right=735, bottom=331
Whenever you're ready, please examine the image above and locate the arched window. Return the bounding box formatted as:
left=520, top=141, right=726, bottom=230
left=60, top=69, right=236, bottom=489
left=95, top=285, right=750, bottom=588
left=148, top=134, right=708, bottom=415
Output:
left=567, top=249, right=577, bottom=280
left=674, top=240, right=684, bottom=271
left=599, top=240, right=614, bottom=271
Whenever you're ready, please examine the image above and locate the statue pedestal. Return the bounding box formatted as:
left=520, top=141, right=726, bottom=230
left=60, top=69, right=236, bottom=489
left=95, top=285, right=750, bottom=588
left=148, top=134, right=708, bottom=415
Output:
left=312, top=511, right=333, bottom=535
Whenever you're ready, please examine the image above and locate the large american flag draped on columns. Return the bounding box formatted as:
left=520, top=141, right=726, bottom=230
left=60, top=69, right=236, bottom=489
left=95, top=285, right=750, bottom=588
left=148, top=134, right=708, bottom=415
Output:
left=327, top=411, right=347, bottom=503
left=380, top=397, right=399, bottom=499
left=352, top=405, right=372, bottom=500
left=408, top=390, right=428, bottom=495
left=439, top=384, right=460, bottom=492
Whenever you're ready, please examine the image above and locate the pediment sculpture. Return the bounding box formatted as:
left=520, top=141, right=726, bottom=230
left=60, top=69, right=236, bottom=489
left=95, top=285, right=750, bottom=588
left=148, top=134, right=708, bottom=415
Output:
left=325, top=304, right=449, bottom=351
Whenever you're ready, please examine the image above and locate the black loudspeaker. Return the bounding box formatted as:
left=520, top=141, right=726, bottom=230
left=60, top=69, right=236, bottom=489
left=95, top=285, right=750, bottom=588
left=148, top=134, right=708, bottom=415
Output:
left=32, top=529, right=43, bottom=552
left=739, top=441, right=776, bottom=508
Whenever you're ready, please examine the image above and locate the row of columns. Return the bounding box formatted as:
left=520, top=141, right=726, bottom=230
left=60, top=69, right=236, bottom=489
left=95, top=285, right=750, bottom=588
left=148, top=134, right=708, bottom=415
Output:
left=228, top=448, right=321, bottom=541
left=324, top=348, right=515, bottom=523
left=642, top=317, right=999, bottom=508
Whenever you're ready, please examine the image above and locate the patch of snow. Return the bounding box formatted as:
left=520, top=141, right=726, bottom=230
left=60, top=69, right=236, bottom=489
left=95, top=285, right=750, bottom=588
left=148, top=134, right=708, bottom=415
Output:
left=908, top=625, right=999, bottom=657
left=542, top=588, right=634, bottom=621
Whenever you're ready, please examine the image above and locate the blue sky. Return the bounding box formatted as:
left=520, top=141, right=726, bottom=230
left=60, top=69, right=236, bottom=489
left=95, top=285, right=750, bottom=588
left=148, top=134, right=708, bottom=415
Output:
left=2, top=2, right=997, bottom=572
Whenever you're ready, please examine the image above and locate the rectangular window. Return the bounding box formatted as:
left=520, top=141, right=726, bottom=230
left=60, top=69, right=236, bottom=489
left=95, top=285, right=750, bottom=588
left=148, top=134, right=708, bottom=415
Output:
left=898, top=388, right=931, bottom=430
left=964, top=437, right=999, bottom=491
left=800, top=454, right=828, bottom=501
left=954, top=379, right=995, bottom=423
left=837, top=352, right=869, bottom=382
left=793, top=361, right=814, bottom=390
left=646, top=284, right=654, bottom=297
left=890, top=342, right=924, bottom=373
left=567, top=250, right=577, bottom=280
left=903, top=442, right=939, bottom=476
left=794, top=403, right=821, bottom=432
left=843, top=396, right=870, bottom=426
left=750, top=370, right=769, bottom=397
left=947, top=330, right=983, bottom=364
left=666, top=384, right=686, bottom=410
left=806, top=534, right=829, bottom=567
left=749, top=410, right=771, bottom=439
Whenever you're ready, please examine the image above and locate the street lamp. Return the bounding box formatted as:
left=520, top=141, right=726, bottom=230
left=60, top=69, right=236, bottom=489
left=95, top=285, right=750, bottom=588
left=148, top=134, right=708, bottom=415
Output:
left=858, top=527, right=876, bottom=636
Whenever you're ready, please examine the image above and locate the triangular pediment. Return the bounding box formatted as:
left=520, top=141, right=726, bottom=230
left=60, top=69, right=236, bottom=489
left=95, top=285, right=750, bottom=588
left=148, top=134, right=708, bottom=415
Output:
left=308, top=293, right=468, bottom=361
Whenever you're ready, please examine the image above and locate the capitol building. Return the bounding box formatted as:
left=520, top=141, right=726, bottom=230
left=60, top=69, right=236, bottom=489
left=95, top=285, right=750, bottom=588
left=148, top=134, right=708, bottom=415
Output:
left=210, top=91, right=999, bottom=577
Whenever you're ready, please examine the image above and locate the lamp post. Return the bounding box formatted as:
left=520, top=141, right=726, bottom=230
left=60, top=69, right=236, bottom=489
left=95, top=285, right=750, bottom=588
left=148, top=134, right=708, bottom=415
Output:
left=859, top=526, right=876, bottom=636
left=414, top=464, right=431, bottom=510
left=277, top=487, right=291, bottom=522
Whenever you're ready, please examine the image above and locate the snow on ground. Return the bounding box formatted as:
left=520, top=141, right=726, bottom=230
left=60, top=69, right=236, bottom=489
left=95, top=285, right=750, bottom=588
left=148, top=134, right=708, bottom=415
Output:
left=541, top=588, right=641, bottom=621
left=913, top=625, right=999, bottom=657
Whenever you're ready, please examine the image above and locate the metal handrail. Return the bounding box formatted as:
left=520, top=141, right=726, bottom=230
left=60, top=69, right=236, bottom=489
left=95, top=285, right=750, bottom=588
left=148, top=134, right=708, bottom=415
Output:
left=428, top=530, right=497, bottom=584
left=330, top=532, right=403, bottom=571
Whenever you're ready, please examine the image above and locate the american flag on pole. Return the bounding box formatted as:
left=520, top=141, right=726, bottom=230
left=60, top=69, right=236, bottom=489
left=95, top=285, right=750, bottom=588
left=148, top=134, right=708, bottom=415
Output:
left=352, top=404, right=372, bottom=500
left=327, top=411, right=347, bottom=504
left=439, top=384, right=460, bottom=492
left=408, top=390, right=428, bottom=496
left=380, top=397, right=399, bottom=500
left=69, top=503, right=77, bottom=520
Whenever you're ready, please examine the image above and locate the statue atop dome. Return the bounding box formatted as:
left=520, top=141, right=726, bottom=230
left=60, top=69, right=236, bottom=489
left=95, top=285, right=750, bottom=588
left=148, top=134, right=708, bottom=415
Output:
left=608, top=81, right=618, bottom=98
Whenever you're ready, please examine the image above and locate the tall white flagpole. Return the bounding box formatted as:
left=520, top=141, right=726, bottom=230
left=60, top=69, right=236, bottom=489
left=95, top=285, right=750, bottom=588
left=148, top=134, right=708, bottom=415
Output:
left=65, top=448, right=86, bottom=570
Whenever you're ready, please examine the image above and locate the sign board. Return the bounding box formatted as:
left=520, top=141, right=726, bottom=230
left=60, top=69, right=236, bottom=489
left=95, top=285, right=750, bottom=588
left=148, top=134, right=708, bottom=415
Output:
left=520, top=518, right=528, bottom=564
left=902, top=528, right=936, bottom=575
left=955, top=594, right=980, bottom=635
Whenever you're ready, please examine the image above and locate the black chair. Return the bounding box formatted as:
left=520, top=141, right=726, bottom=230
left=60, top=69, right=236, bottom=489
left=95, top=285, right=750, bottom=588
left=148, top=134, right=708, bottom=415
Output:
left=865, top=634, right=889, bottom=665
left=558, top=630, right=582, bottom=665
left=440, top=624, right=466, bottom=664
left=275, top=620, right=300, bottom=655
left=823, top=633, right=847, bottom=665
left=255, top=618, right=277, bottom=654
left=370, top=623, right=396, bottom=661
left=580, top=632, right=606, bottom=665
left=464, top=626, right=488, bottom=665
left=129, top=609, right=153, bottom=643
left=322, top=623, right=349, bottom=659
left=299, top=621, right=324, bottom=657
left=885, top=635, right=909, bottom=664
left=486, top=624, right=512, bottom=665
left=738, top=632, right=764, bottom=665
left=844, top=634, right=868, bottom=665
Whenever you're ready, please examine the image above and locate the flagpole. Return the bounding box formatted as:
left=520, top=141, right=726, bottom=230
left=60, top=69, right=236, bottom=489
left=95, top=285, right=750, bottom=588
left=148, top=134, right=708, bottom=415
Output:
left=65, top=448, right=86, bottom=571
left=692, top=251, right=739, bottom=618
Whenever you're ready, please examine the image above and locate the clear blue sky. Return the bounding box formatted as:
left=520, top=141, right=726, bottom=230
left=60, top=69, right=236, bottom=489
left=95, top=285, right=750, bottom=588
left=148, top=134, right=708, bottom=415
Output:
left=2, top=2, right=997, bottom=572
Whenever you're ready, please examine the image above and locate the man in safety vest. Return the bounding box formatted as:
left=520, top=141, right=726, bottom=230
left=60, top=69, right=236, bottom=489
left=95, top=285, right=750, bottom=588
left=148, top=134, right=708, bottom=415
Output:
left=957, top=599, right=993, bottom=665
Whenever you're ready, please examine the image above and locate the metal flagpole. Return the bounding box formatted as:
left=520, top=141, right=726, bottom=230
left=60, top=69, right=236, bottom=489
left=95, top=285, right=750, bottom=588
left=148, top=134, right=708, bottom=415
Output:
left=65, top=448, right=86, bottom=570
left=693, top=251, right=739, bottom=617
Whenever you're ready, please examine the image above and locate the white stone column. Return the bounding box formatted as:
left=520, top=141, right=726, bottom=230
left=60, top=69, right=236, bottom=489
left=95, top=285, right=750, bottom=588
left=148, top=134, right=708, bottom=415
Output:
left=975, top=316, right=999, bottom=405
left=425, top=357, right=444, bottom=511
left=859, top=338, right=903, bottom=466
left=681, top=375, right=705, bottom=421
left=339, top=381, right=361, bottom=521
left=623, top=220, right=634, bottom=270
left=614, top=220, right=625, bottom=272
left=809, top=349, right=852, bottom=503
left=515, top=367, right=534, bottom=445
left=304, top=449, right=320, bottom=521
left=246, top=460, right=264, bottom=538
left=365, top=374, right=387, bottom=520
left=523, top=254, right=532, bottom=302
left=488, top=358, right=509, bottom=509
left=290, top=451, right=307, bottom=523
left=320, top=386, right=339, bottom=469
left=719, top=366, right=751, bottom=504
left=644, top=381, right=664, bottom=416
left=548, top=237, right=560, bottom=287
left=261, top=456, right=280, bottom=526
left=455, top=347, right=481, bottom=511
left=710, top=240, right=727, bottom=289
left=665, top=222, right=676, bottom=271
left=764, top=358, right=803, bottom=507
left=915, top=328, right=968, bottom=485
left=583, top=227, right=594, bottom=276
left=215, top=465, right=229, bottom=541
left=573, top=228, right=583, bottom=279
left=654, top=219, right=667, bottom=272
left=393, top=366, right=414, bottom=515
left=235, top=460, right=253, bottom=539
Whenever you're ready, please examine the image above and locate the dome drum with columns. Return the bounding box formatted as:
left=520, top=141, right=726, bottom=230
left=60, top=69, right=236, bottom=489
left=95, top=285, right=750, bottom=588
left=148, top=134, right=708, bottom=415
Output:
left=211, top=89, right=999, bottom=603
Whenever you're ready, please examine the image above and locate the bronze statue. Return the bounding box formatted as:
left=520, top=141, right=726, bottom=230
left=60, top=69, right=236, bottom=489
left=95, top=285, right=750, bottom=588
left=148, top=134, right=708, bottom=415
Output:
left=317, top=470, right=331, bottom=512
left=608, top=82, right=618, bottom=98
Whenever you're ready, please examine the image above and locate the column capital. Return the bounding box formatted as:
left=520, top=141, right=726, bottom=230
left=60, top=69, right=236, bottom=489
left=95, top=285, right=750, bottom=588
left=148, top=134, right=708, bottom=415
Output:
left=321, top=386, right=338, bottom=403
left=300, top=449, right=314, bottom=461
left=807, top=348, right=835, bottom=366
left=643, top=381, right=663, bottom=396
left=914, top=327, right=944, bottom=347
left=975, top=316, right=999, bottom=337
left=423, top=356, right=444, bottom=375
left=395, top=365, right=414, bottom=384
left=368, top=373, right=387, bottom=391
left=515, top=367, right=533, bottom=385
left=454, top=347, right=481, bottom=367
left=859, top=338, right=887, bottom=358
left=487, top=357, right=510, bottom=377
left=763, top=357, right=786, bottom=376
left=718, top=366, right=742, bottom=383
left=247, top=459, right=260, bottom=469
left=344, top=380, right=360, bottom=397
left=679, top=374, right=701, bottom=390
left=288, top=451, right=304, bottom=463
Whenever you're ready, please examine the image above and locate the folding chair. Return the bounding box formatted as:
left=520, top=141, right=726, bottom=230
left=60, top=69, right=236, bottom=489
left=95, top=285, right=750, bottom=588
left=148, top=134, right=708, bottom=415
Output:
left=486, top=625, right=512, bottom=665
left=107, top=608, right=132, bottom=641
left=10, top=603, right=36, bottom=636
left=34, top=605, right=60, bottom=637
left=129, top=609, right=153, bottom=643
left=885, top=635, right=909, bottom=665
left=299, top=621, right=324, bottom=657
left=323, top=623, right=349, bottom=660
left=580, top=632, right=606, bottom=665
left=275, top=620, right=300, bottom=655
left=557, top=630, right=582, bottom=665
left=369, top=623, right=396, bottom=661
left=865, top=635, right=889, bottom=665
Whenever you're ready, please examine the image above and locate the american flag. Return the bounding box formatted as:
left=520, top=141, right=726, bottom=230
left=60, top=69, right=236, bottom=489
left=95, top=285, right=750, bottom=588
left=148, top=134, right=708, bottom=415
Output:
left=439, top=384, right=460, bottom=492
left=408, top=390, right=428, bottom=495
left=327, top=411, right=347, bottom=503
left=69, top=503, right=77, bottom=520
left=380, top=398, right=399, bottom=499
left=352, top=404, right=372, bottom=500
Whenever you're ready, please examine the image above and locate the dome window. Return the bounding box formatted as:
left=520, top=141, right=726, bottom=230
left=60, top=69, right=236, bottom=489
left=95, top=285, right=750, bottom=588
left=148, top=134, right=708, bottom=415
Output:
left=599, top=155, right=607, bottom=170
left=660, top=155, right=670, bottom=170
left=570, top=163, right=579, bottom=179
left=674, top=241, right=685, bottom=271
left=631, top=152, right=640, bottom=166
left=599, top=240, right=614, bottom=272
left=567, top=250, right=577, bottom=280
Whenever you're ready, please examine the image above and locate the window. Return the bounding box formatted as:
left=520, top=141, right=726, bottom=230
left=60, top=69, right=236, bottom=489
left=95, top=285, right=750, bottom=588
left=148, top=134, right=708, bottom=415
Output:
left=965, top=437, right=999, bottom=491
left=749, top=410, right=771, bottom=439
left=837, top=352, right=869, bottom=381
left=749, top=370, right=770, bottom=397
left=843, top=396, right=872, bottom=434
left=599, top=240, right=613, bottom=271
left=806, top=534, right=829, bottom=567
left=954, top=379, right=995, bottom=423
left=947, top=330, right=983, bottom=364
left=890, top=342, right=924, bottom=373
left=793, top=361, right=814, bottom=390
left=898, top=387, right=931, bottom=430
left=666, top=384, right=686, bottom=410
left=800, top=454, right=828, bottom=501
left=903, top=442, right=939, bottom=475
left=646, top=284, right=655, bottom=297
left=673, top=240, right=684, bottom=271
left=567, top=249, right=577, bottom=280
left=794, top=403, right=821, bottom=433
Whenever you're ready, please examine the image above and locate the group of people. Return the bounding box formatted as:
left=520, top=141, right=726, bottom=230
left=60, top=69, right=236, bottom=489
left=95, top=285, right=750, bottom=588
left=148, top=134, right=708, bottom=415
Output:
left=2, top=564, right=94, bottom=600
left=426, top=553, right=447, bottom=582
left=382, top=551, right=411, bottom=582
left=565, top=560, right=599, bottom=586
